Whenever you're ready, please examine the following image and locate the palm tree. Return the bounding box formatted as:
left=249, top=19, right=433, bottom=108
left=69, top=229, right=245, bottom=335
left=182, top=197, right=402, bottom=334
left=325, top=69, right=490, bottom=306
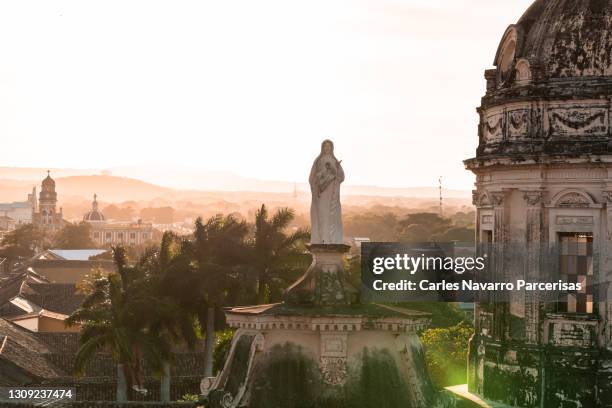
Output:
left=189, top=214, right=249, bottom=377
left=251, top=205, right=310, bottom=304
left=137, top=232, right=200, bottom=402
left=66, top=247, right=168, bottom=402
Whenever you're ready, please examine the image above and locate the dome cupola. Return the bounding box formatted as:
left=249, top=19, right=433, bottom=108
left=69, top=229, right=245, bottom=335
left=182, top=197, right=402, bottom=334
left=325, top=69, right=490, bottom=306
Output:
left=41, top=170, right=55, bottom=191
left=83, top=194, right=105, bottom=222
left=467, top=0, right=612, bottom=166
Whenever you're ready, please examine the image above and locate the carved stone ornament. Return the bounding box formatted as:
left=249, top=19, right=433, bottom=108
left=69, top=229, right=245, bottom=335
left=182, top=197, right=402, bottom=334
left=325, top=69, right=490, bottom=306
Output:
left=602, top=191, right=612, bottom=204
left=523, top=191, right=543, bottom=206
left=556, top=216, right=594, bottom=226
left=549, top=108, right=607, bottom=137
left=557, top=192, right=590, bottom=208
left=220, top=392, right=233, bottom=408
left=320, top=357, right=348, bottom=386
left=474, top=191, right=492, bottom=207
left=491, top=192, right=505, bottom=206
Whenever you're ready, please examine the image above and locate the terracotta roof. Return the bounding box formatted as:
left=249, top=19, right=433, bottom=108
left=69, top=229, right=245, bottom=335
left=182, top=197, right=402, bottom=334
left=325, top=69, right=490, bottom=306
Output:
left=20, top=283, right=85, bottom=315
left=0, top=318, right=64, bottom=383
left=0, top=270, right=49, bottom=307
left=9, top=309, right=69, bottom=322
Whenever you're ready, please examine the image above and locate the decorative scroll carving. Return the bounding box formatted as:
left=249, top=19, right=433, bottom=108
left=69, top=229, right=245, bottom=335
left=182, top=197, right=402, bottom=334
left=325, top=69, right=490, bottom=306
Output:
left=208, top=333, right=265, bottom=408
left=320, top=333, right=348, bottom=385
left=549, top=108, right=607, bottom=136
left=556, top=216, right=594, bottom=225
left=320, top=357, right=347, bottom=385
left=557, top=192, right=591, bottom=208
left=483, top=114, right=503, bottom=142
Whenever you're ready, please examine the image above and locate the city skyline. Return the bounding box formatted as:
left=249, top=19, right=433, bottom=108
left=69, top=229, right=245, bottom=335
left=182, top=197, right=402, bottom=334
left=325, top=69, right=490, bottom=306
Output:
left=0, top=0, right=534, bottom=190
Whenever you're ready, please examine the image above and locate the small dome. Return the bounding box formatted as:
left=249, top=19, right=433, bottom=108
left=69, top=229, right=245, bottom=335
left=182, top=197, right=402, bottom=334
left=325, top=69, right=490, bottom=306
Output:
left=83, top=194, right=105, bottom=222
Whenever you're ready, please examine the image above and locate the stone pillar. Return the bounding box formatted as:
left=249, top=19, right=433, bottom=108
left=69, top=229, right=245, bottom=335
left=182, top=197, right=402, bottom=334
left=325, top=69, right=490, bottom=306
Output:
left=523, top=191, right=543, bottom=344
left=602, top=190, right=612, bottom=349
left=491, top=191, right=507, bottom=340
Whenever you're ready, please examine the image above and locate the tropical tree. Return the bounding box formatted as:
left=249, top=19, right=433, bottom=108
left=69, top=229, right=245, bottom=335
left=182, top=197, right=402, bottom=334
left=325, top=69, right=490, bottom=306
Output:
left=0, top=223, right=46, bottom=258
left=0, top=224, right=47, bottom=272
left=397, top=212, right=452, bottom=242
left=250, top=205, right=310, bottom=304
left=53, top=222, right=97, bottom=249
left=66, top=247, right=169, bottom=402
left=137, top=232, right=200, bottom=401
left=189, top=214, right=249, bottom=377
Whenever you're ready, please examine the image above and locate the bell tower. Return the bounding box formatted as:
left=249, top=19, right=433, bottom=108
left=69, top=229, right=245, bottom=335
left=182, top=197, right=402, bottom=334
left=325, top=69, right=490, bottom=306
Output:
left=34, top=171, right=63, bottom=231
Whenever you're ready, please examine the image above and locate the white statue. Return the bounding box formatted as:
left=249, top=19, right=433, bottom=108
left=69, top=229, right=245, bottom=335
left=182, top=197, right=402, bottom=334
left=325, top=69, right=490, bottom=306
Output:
left=309, top=139, right=344, bottom=244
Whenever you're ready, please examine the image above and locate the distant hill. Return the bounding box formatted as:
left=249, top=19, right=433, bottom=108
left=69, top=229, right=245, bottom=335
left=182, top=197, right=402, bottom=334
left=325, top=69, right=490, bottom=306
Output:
left=0, top=175, right=174, bottom=202
left=0, top=166, right=471, bottom=203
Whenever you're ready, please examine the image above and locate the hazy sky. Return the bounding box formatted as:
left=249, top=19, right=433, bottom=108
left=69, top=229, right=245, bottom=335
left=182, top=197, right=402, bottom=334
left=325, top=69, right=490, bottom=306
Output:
left=0, top=0, right=534, bottom=190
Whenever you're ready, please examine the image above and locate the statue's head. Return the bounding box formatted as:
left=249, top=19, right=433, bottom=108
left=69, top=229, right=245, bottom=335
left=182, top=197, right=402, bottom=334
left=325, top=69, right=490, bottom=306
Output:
left=321, top=139, right=334, bottom=155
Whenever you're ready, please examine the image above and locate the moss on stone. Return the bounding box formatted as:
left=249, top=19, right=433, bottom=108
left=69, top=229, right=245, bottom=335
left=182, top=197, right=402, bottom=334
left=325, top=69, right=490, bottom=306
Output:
left=249, top=343, right=322, bottom=408
left=344, top=348, right=413, bottom=408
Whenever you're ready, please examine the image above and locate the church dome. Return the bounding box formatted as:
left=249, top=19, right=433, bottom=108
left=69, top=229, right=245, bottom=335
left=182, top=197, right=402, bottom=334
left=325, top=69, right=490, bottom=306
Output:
left=83, top=194, right=105, bottom=222
left=466, top=0, right=612, bottom=165
left=494, top=0, right=612, bottom=85
left=41, top=171, right=55, bottom=190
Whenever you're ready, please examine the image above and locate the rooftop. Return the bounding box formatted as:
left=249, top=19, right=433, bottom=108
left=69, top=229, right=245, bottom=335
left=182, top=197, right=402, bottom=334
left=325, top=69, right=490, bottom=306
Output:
left=37, top=249, right=109, bottom=261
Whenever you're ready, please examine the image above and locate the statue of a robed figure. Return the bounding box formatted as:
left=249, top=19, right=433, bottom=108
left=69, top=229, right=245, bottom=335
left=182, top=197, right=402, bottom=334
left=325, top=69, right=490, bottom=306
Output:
left=309, top=139, right=344, bottom=245
left=205, top=138, right=441, bottom=408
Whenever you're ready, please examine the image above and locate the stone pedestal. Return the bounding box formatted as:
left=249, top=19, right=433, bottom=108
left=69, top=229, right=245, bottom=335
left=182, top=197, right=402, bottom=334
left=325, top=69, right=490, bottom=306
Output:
left=205, top=244, right=447, bottom=408
left=284, top=244, right=357, bottom=307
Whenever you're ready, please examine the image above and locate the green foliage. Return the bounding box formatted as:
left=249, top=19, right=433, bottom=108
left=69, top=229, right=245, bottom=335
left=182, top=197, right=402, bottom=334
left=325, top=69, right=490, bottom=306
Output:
left=421, top=321, right=474, bottom=388
left=345, top=348, right=412, bottom=408
left=53, top=222, right=97, bottom=249
left=398, top=212, right=451, bottom=242
left=249, top=204, right=310, bottom=304
left=344, top=212, right=400, bottom=242
left=213, top=329, right=235, bottom=374
left=0, top=223, right=47, bottom=258
left=398, top=302, right=469, bottom=328
left=345, top=211, right=475, bottom=243
left=179, top=393, right=199, bottom=402
left=66, top=246, right=170, bottom=381
left=431, top=226, right=475, bottom=242
left=249, top=343, right=321, bottom=408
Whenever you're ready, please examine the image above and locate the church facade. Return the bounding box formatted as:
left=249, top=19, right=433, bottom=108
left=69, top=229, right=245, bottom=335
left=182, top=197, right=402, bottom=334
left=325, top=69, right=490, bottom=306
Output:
left=83, top=194, right=153, bottom=247
left=465, top=1, right=612, bottom=407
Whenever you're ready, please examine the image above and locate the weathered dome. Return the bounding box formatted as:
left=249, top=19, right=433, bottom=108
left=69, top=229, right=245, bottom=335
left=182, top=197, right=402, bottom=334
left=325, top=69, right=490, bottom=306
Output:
left=83, top=194, right=105, bottom=222
left=495, top=0, right=612, bottom=85
left=466, top=0, right=612, bottom=166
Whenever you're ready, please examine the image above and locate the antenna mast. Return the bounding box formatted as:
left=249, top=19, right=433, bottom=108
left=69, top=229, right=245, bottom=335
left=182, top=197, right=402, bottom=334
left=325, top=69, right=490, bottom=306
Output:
left=439, top=176, right=443, bottom=216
